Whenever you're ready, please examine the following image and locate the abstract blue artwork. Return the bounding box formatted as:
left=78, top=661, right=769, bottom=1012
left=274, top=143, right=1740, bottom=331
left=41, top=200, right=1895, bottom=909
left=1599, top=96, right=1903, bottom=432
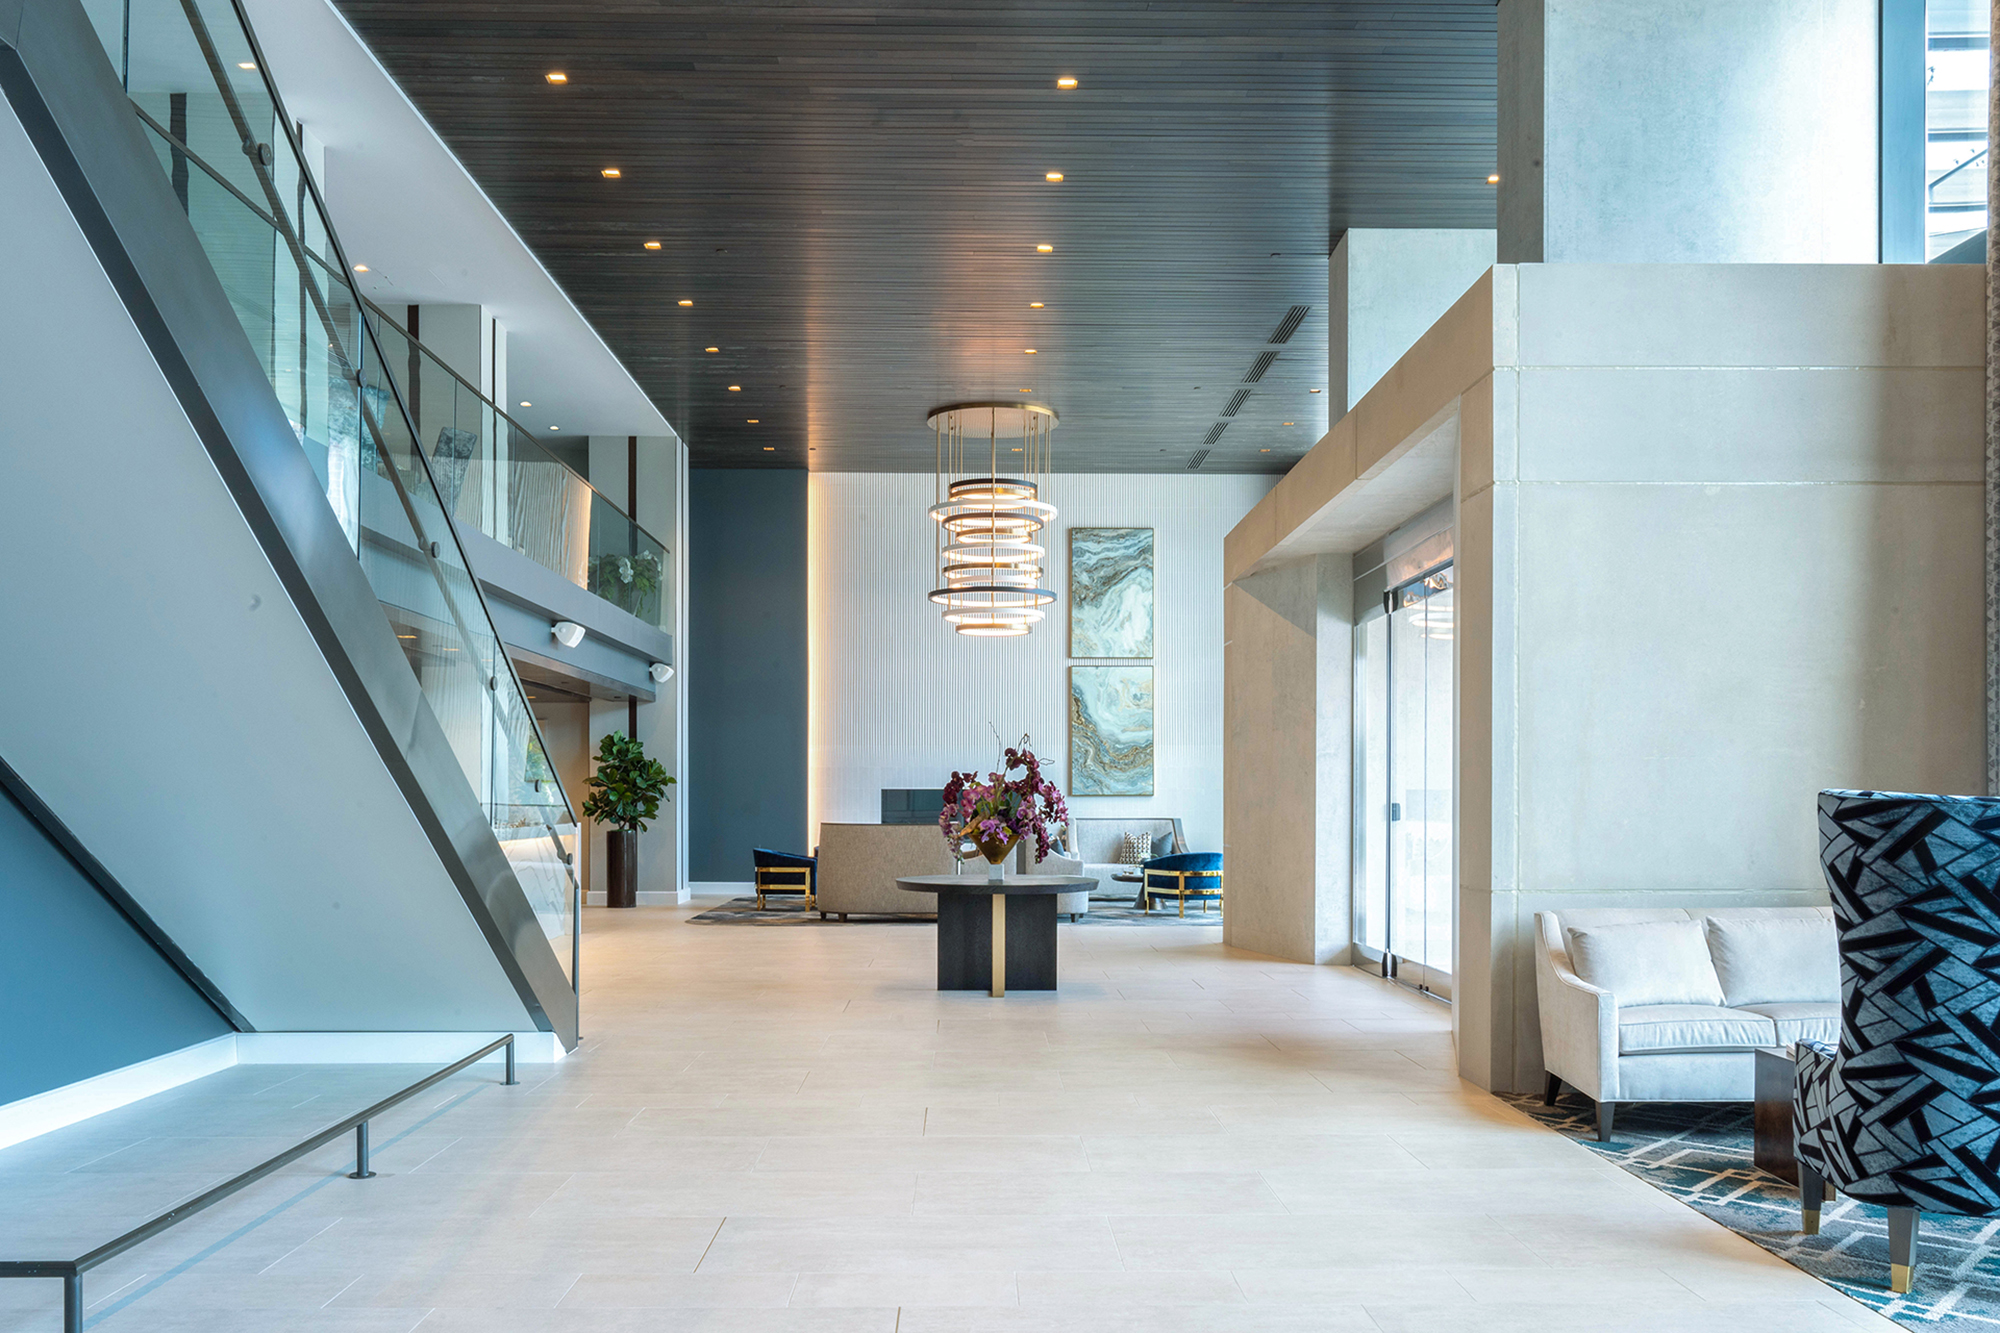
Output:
left=1068, top=666, right=1154, bottom=796
left=1069, top=528, right=1153, bottom=658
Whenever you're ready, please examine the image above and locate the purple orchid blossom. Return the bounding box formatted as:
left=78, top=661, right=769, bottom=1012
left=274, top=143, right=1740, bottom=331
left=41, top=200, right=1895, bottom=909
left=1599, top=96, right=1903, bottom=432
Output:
left=938, top=735, right=1070, bottom=863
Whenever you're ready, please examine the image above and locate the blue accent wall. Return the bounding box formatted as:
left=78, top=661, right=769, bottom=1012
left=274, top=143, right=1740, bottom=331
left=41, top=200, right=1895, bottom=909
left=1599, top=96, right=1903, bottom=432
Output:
left=0, top=782, right=231, bottom=1105
left=689, top=469, right=809, bottom=880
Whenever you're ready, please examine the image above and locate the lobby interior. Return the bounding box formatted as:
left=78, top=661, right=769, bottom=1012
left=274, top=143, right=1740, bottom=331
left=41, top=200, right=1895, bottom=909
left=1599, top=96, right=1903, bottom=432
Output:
left=0, top=0, right=1993, bottom=1330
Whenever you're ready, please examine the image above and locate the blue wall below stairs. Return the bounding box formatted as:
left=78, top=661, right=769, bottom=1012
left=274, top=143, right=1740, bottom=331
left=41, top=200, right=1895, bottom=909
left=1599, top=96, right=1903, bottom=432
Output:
left=0, top=780, right=232, bottom=1105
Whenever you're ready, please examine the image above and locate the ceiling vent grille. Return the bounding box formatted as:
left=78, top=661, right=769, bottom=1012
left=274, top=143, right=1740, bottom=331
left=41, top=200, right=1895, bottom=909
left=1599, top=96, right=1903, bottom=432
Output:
left=1243, top=351, right=1278, bottom=383
left=1268, top=305, right=1310, bottom=344
left=1186, top=448, right=1211, bottom=470
left=1202, top=422, right=1229, bottom=447
left=1220, top=389, right=1251, bottom=418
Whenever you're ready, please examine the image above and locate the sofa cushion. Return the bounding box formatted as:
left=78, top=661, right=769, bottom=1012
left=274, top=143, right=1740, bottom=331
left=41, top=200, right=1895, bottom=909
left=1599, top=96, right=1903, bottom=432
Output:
left=1567, top=920, right=1725, bottom=1007
left=1703, top=915, right=1839, bottom=1006
left=1618, top=1005, right=1779, bottom=1054
left=1738, top=1001, right=1838, bottom=1047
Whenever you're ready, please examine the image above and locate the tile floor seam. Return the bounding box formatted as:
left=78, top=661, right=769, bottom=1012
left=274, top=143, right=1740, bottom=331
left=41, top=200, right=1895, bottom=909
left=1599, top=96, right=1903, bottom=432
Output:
left=319, top=1272, right=362, bottom=1308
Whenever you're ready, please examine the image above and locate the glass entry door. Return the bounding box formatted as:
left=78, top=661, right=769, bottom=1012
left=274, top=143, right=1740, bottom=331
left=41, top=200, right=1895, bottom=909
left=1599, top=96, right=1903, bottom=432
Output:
left=1353, top=565, right=1454, bottom=999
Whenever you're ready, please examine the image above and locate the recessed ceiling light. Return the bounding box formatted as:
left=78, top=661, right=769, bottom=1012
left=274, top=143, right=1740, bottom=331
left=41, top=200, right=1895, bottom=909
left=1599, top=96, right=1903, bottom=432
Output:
left=1029, top=302, right=1044, bottom=308
left=763, top=446, right=775, bottom=451
left=1011, top=447, right=1022, bottom=452
left=546, top=71, right=568, bottom=84
left=1487, top=173, right=1501, bottom=184
left=747, top=418, right=759, bottom=423
left=643, top=241, right=661, bottom=250
left=705, top=347, right=719, bottom=353
left=352, top=264, right=369, bottom=272
left=601, top=167, right=621, bottom=178
left=1024, top=348, right=1037, bottom=354
left=519, top=401, right=531, bottom=407
left=728, top=385, right=741, bottom=391
left=1035, top=244, right=1054, bottom=253
left=1260, top=448, right=1271, bottom=453
left=237, top=61, right=257, bottom=70
left=1308, top=388, right=1322, bottom=394
left=549, top=425, right=560, bottom=431
left=1046, top=171, right=1064, bottom=182
left=678, top=298, right=693, bottom=306
left=1056, top=76, right=1078, bottom=89
left=1283, top=422, right=1295, bottom=426
left=1019, top=388, right=1032, bottom=392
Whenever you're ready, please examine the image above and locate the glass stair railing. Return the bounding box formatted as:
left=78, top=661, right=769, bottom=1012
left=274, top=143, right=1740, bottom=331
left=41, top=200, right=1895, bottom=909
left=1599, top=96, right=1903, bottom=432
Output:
left=362, top=307, right=673, bottom=632
left=84, top=0, right=581, bottom=981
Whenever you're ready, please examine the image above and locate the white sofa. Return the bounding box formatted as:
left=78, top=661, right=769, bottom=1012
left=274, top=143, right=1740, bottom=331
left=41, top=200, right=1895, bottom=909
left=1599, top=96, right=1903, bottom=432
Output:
left=1535, top=906, right=1838, bottom=1141
left=1065, top=817, right=1186, bottom=899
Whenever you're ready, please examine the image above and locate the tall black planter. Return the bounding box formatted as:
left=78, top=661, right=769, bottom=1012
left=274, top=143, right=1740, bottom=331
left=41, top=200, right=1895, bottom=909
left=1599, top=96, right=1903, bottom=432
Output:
left=605, top=828, right=638, bottom=909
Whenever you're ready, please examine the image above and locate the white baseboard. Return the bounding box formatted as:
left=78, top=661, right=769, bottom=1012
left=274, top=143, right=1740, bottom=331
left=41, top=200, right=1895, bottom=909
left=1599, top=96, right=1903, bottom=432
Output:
left=234, top=1031, right=565, bottom=1064
left=0, top=1034, right=236, bottom=1152
left=0, top=1030, right=566, bottom=1150
left=585, top=889, right=686, bottom=906
left=690, top=881, right=754, bottom=897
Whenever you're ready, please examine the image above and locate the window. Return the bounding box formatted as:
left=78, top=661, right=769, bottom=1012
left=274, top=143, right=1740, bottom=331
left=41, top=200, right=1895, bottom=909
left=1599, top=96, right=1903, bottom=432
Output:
left=1926, top=0, right=1990, bottom=259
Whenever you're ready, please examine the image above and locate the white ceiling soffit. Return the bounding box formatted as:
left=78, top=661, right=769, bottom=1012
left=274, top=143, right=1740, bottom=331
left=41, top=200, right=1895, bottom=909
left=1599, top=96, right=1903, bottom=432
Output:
left=241, top=0, right=674, bottom=441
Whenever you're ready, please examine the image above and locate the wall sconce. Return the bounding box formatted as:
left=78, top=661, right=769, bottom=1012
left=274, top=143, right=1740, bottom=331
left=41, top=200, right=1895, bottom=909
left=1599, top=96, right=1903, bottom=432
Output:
left=552, top=621, right=585, bottom=648
left=649, top=662, right=674, bottom=683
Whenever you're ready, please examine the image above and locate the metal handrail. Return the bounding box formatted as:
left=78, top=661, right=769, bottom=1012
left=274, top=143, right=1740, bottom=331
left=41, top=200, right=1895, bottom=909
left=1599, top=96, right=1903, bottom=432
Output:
left=124, top=108, right=672, bottom=568
left=0, top=1035, right=518, bottom=1332
left=359, top=300, right=674, bottom=559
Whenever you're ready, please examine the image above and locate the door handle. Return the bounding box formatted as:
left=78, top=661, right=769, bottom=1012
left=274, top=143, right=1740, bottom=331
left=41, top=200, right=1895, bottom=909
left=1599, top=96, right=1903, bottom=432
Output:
left=1389, top=802, right=1402, bottom=821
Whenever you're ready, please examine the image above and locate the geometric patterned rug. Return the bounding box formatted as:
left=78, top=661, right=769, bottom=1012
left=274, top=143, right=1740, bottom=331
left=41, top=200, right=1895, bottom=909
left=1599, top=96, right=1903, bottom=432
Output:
left=685, top=895, right=1224, bottom=927
left=1513, top=1096, right=2000, bottom=1330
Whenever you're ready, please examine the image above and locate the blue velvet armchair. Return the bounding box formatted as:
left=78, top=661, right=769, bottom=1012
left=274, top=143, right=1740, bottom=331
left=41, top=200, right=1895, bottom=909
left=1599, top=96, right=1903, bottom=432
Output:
left=1141, top=851, right=1222, bottom=917
left=751, top=848, right=816, bottom=910
left=1794, top=789, right=2000, bottom=1294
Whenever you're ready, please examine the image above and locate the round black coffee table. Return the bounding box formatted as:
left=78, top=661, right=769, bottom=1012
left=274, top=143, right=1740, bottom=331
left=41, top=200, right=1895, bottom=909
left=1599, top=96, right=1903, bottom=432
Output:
left=895, top=874, right=1095, bottom=996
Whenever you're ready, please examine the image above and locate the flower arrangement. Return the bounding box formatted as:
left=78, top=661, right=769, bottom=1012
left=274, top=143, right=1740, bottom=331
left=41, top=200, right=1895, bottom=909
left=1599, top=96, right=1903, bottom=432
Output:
left=939, top=734, right=1070, bottom=867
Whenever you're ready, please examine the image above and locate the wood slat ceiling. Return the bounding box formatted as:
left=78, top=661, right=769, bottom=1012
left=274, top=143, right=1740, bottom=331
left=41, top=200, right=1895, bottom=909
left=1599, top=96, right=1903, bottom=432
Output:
left=332, top=2, right=1497, bottom=472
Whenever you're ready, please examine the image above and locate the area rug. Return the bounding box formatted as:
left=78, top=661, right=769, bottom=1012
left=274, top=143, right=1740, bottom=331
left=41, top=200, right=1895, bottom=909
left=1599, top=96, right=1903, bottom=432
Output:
left=1513, top=1095, right=2000, bottom=1329
left=685, top=896, right=1223, bottom=927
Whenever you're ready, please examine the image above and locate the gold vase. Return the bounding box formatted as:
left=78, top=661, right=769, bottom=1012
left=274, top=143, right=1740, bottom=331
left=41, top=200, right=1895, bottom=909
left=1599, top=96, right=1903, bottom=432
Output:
left=976, top=832, right=1021, bottom=867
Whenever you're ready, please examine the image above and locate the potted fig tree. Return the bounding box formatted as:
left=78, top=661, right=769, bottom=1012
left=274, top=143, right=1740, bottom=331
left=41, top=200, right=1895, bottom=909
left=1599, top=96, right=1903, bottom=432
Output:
left=582, top=732, right=675, bottom=908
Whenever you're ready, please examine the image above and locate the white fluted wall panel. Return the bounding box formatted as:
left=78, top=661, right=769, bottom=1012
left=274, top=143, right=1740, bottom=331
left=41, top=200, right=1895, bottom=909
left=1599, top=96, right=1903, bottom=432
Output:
left=809, top=473, right=1276, bottom=852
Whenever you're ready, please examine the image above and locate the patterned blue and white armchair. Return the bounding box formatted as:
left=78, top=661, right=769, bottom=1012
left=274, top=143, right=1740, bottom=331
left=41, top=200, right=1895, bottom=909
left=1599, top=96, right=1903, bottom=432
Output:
left=1794, top=789, right=2000, bottom=1295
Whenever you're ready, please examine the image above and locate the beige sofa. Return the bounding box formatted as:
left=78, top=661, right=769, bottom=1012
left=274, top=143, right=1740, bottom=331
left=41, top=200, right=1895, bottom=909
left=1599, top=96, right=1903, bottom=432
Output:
left=814, top=823, right=1091, bottom=919
left=815, top=824, right=956, bottom=918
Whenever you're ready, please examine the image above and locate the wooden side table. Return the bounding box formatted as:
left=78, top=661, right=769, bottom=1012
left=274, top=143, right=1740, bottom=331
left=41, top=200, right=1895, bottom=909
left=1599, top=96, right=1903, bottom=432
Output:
left=1753, top=1045, right=1798, bottom=1184
left=894, top=875, right=1095, bottom=996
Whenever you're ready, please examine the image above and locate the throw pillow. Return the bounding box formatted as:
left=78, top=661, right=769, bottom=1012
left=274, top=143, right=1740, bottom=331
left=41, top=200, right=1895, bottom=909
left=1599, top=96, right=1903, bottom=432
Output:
left=1703, top=915, right=1840, bottom=1006
left=1119, top=832, right=1153, bottom=864
left=1155, top=830, right=1177, bottom=857
left=1565, top=920, right=1726, bottom=1008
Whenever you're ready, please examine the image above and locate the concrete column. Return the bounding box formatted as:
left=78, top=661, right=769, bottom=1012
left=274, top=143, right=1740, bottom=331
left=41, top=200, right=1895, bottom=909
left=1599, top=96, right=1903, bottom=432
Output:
left=1497, top=0, right=1879, bottom=264
left=1331, top=230, right=1495, bottom=414
left=1222, top=553, right=1352, bottom=964
left=584, top=433, right=687, bottom=904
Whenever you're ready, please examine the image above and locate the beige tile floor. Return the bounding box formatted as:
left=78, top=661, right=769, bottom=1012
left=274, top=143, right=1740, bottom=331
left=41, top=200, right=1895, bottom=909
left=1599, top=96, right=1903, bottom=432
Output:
left=0, top=899, right=1895, bottom=1332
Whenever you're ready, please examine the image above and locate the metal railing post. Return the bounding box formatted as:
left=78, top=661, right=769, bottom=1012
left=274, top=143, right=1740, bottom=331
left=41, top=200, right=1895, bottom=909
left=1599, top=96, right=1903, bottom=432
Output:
left=505, top=1035, right=517, bottom=1086
left=347, top=1122, right=375, bottom=1179
left=63, top=1273, right=80, bottom=1333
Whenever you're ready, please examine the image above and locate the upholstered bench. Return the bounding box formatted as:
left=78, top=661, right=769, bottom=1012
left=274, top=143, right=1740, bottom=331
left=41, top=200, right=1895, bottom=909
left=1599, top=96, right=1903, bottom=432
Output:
left=1534, top=907, right=1837, bottom=1140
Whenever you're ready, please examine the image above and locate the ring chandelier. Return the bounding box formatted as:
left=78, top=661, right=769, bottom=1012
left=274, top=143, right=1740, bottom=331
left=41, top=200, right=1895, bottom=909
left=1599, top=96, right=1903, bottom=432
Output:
left=927, top=402, right=1058, bottom=637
